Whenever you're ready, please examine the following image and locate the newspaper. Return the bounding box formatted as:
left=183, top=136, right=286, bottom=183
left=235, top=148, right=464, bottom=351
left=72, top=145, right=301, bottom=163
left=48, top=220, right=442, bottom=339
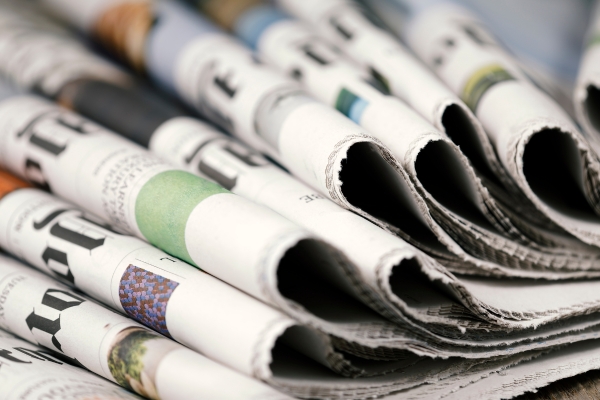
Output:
left=397, top=338, right=600, bottom=400
left=146, top=117, right=600, bottom=352
left=0, top=168, right=549, bottom=399
left=0, top=94, right=581, bottom=371
left=271, top=0, right=523, bottom=203
left=0, top=254, right=291, bottom=399
left=274, top=0, right=596, bottom=242
left=44, top=0, right=413, bottom=223
left=0, top=22, right=456, bottom=336
left=575, top=0, right=600, bottom=147
left=9, top=5, right=600, bottom=359
left=0, top=2, right=187, bottom=148
left=0, top=175, right=351, bottom=381
left=9, top=0, right=600, bottom=282
left=39, top=0, right=461, bottom=259
left=6, top=87, right=583, bottom=383
left=8, top=1, right=600, bottom=397
left=0, top=92, right=458, bottom=368
left=140, top=115, right=600, bottom=362
left=15, top=0, right=600, bottom=346
left=0, top=11, right=569, bottom=362
left=366, top=0, right=600, bottom=251
left=0, top=329, right=143, bottom=400
left=0, top=248, right=568, bottom=399
left=225, top=2, right=600, bottom=280
left=0, top=4, right=129, bottom=98
left=0, top=3, right=469, bottom=279
left=34, top=0, right=600, bottom=282
left=17, top=0, right=600, bottom=394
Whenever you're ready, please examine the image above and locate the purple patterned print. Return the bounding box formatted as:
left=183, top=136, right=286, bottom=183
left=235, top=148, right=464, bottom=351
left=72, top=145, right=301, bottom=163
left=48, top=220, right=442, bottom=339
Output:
left=119, top=264, right=179, bottom=336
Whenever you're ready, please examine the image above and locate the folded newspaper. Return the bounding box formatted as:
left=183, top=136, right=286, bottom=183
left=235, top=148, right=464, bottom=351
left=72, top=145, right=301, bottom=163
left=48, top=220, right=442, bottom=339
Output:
left=0, top=90, right=446, bottom=368
left=367, top=0, right=600, bottom=251
left=44, top=0, right=417, bottom=235
left=4, top=52, right=588, bottom=396
left=10, top=0, right=600, bottom=358
left=575, top=1, right=600, bottom=147
left=0, top=247, right=566, bottom=399
left=3, top=251, right=597, bottom=400
left=3, top=0, right=600, bottom=398
left=0, top=9, right=443, bottom=356
left=385, top=337, right=600, bottom=399
left=17, top=78, right=600, bottom=360
left=276, top=0, right=599, bottom=230
left=228, top=2, right=600, bottom=280
left=33, top=0, right=510, bottom=277
left=0, top=171, right=369, bottom=386
left=35, top=0, right=600, bottom=301
left=0, top=254, right=291, bottom=399
left=452, top=0, right=589, bottom=118
left=9, top=1, right=600, bottom=353
left=269, top=0, right=526, bottom=205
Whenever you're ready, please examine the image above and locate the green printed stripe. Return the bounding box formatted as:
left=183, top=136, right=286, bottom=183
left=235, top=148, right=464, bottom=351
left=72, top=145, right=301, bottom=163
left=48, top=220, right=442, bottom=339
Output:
left=461, top=64, right=515, bottom=111
left=335, top=88, right=360, bottom=115
left=335, top=88, right=369, bottom=123
left=135, top=170, right=229, bottom=265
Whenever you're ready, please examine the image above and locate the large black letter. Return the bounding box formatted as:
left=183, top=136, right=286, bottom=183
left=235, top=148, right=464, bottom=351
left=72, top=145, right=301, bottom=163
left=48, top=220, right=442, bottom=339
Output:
left=25, top=289, right=84, bottom=352
left=0, top=349, right=31, bottom=363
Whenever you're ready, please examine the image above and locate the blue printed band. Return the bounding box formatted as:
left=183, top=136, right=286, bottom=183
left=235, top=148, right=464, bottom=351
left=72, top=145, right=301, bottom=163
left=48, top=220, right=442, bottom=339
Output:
left=234, top=5, right=289, bottom=49
left=335, top=88, right=369, bottom=124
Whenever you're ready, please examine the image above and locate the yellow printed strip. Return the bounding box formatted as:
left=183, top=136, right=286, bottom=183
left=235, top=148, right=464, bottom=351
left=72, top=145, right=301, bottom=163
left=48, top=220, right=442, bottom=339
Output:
left=462, top=64, right=515, bottom=111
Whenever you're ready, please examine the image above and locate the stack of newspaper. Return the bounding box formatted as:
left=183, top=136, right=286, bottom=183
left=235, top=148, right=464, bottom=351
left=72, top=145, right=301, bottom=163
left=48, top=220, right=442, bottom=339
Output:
left=0, top=0, right=599, bottom=399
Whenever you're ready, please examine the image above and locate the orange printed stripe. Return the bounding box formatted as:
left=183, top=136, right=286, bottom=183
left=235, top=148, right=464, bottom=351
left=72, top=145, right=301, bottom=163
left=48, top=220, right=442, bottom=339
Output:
left=198, top=0, right=264, bottom=30
left=93, top=2, right=154, bottom=72
left=0, top=170, right=30, bottom=199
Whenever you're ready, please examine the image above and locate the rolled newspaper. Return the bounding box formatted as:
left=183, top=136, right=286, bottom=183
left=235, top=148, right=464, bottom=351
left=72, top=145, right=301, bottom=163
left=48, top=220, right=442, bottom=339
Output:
left=0, top=255, right=291, bottom=399
left=38, top=0, right=448, bottom=257
left=368, top=0, right=600, bottom=250
left=146, top=117, right=600, bottom=359
left=9, top=2, right=600, bottom=361
left=48, top=83, right=600, bottom=361
left=575, top=1, right=600, bottom=147
left=34, top=0, right=600, bottom=280
left=225, top=3, right=600, bottom=279
left=270, top=0, right=520, bottom=202
left=0, top=90, right=439, bottom=369
left=0, top=329, right=143, bottom=400
left=0, top=4, right=561, bottom=365
left=0, top=170, right=374, bottom=385
left=0, top=233, right=556, bottom=399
